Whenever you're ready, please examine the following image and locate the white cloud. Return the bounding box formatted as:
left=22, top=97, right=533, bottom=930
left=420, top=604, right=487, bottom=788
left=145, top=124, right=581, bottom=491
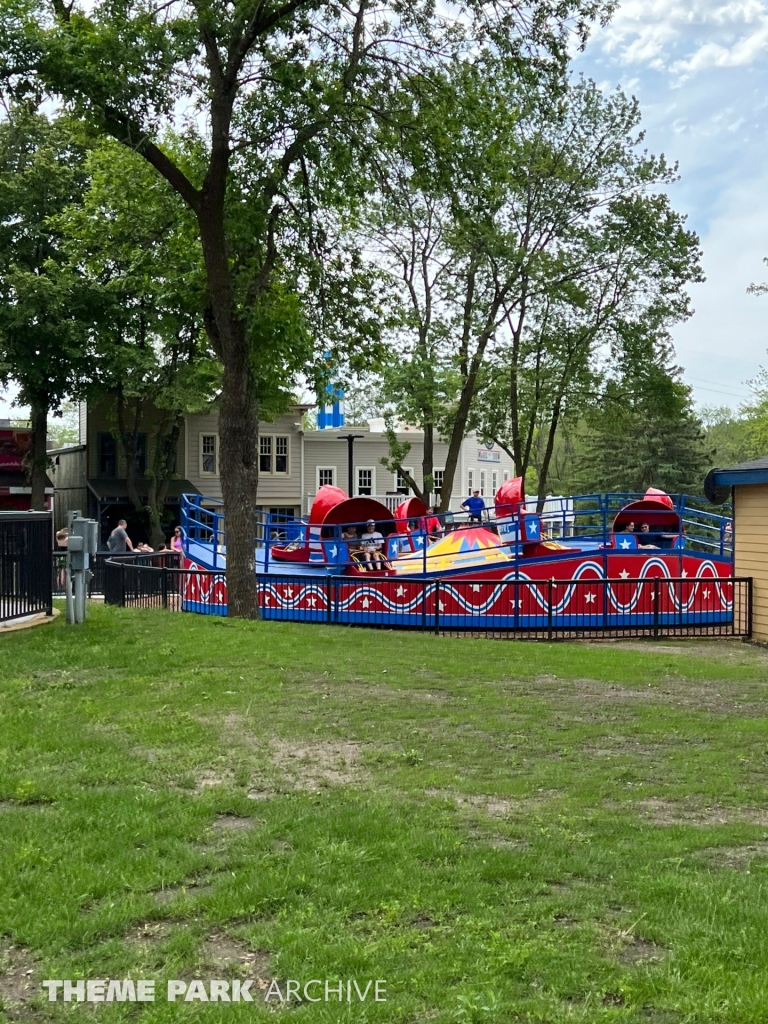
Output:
left=592, top=0, right=768, bottom=74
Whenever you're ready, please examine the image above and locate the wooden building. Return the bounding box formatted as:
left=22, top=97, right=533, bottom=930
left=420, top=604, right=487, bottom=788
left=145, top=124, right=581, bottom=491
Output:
left=706, top=458, right=768, bottom=641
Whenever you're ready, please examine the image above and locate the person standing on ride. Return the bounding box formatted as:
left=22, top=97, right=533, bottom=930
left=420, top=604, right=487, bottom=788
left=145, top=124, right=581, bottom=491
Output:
left=170, top=526, right=183, bottom=552
left=361, top=519, right=385, bottom=570
left=461, top=490, right=485, bottom=525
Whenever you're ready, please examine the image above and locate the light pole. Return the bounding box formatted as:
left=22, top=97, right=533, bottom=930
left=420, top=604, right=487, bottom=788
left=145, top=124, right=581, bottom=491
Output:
left=338, top=434, right=364, bottom=495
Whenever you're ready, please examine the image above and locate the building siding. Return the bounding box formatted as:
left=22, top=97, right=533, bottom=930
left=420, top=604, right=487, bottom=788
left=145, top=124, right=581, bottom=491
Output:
left=187, top=408, right=304, bottom=511
left=86, top=396, right=187, bottom=482
left=302, top=429, right=515, bottom=511
left=48, top=447, right=88, bottom=533
left=734, top=484, right=768, bottom=640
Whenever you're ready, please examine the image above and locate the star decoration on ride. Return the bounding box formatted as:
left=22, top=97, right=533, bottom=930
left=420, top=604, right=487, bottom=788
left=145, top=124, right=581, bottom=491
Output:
left=703, top=588, right=711, bottom=599
left=620, top=539, right=631, bottom=549
left=414, top=536, right=424, bottom=547
left=584, top=592, right=596, bottom=604
left=329, top=546, right=337, bottom=558
left=619, top=570, right=630, bottom=579
left=396, top=585, right=406, bottom=596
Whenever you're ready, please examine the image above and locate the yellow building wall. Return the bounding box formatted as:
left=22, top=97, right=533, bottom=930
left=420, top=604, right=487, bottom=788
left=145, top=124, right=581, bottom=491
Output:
left=734, top=483, right=768, bottom=641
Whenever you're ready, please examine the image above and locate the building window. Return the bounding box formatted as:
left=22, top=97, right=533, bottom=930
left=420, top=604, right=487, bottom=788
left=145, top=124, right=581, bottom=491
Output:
left=97, top=432, right=116, bottom=477
left=503, top=471, right=510, bottom=483
left=479, top=470, right=486, bottom=496
left=317, top=467, right=335, bottom=489
left=395, top=468, right=413, bottom=494
left=275, top=436, right=289, bottom=474
left=467, top=469, right=474, bottom=494
left=491, top=471, right=498, bottom=495
left=200, top=433, right=218, bottom=475
left=259, top=435, right=289, bottom=474
left=259, top=436, right=272, bottom=474
left=357, top=468, right=374, bottom=495
left=433, top=469, right=444, bottom=497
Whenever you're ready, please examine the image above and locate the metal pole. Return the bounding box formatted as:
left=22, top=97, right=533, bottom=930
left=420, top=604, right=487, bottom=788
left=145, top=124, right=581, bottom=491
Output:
left=653, top=576, right=660, bottom=638
left=338, top=434, right=364, bottom=494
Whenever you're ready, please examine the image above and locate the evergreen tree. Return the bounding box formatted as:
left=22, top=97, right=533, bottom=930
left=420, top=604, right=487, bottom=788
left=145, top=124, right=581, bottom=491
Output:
left=577, top=349, right=712, bottom=496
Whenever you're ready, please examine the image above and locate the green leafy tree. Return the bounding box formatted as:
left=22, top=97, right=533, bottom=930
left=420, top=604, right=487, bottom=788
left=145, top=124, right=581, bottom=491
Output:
left=6, top=0, right=611, bottom=613
left=55, top=139, right=220, bottom=547
left=0, top=107, right=92, bottom=508
left=700, top=405, right=751, bottom=468
left=474, top=78, right=702, bottom=502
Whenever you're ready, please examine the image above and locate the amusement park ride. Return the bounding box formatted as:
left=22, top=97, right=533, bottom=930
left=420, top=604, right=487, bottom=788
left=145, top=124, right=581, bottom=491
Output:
left=178, top=479, right=734, bottom=627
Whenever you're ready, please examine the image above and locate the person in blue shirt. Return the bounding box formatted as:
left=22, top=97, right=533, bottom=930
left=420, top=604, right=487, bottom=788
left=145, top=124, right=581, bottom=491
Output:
left=461, top=490, right=485, bottom=524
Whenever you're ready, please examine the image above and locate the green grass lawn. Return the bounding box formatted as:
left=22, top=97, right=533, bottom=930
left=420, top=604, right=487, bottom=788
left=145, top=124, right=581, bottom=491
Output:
left=3, top=608, right=768, bottom=1022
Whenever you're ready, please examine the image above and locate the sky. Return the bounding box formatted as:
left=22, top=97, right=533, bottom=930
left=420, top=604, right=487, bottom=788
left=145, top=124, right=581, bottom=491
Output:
left=573, top=0, right=768, bottom=411
left=2, top=0, right=767, bottom=418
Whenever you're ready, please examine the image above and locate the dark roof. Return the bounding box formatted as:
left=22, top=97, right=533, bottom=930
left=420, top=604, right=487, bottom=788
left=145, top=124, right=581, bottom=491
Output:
left=87, top=478, right=200, bottom=501
left=715, top=456, right=768, bottom=473
left=706, top=459, right=768, bottom=499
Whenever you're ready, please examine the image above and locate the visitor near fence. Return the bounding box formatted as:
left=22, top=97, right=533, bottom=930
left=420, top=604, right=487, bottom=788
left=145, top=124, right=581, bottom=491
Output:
left=107, top=520, right=134, bottom=553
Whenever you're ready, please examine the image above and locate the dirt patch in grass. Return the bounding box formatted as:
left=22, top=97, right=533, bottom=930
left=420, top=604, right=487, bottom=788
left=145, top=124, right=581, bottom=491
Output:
left=634, top=798, right=768, bottom=826
left=211, top=814, right=257, bottom=832
left=200, top=932, right=271, bottom=979
left=619, top=936, right=667, bottom=964
left=270, top=739, right=367, bottom=791
left=154, top=881, right=214, bottom=905
left=124, top=921, right=178, bottom=945
left=131, top=746, right=161, bottom=763
left=0, top=940, right=37, bottom=1010
left=694, top=841, right=768, bottom=870
left=428, top=788, right=558, bottom=819
left=195, top=769, right=236, bottom=793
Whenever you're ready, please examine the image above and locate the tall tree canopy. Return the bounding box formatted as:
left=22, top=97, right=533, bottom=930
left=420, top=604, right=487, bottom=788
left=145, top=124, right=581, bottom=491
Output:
left=1, top=0, right=612, bottom=613
left=56, top=138, right=220, bottom=547
left=0, top=107, right=92, bottom=508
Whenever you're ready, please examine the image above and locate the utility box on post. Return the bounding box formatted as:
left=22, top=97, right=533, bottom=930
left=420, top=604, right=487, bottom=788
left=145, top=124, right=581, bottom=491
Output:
left=66, top=510, right=99, bottom=624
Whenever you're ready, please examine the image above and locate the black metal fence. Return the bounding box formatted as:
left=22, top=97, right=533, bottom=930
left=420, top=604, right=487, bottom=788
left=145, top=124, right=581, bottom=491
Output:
left=52, top=551, right=180, bottom=598
left=0, top=512, right=53, bottom=623
left=103, top=558, right=751, bottom=640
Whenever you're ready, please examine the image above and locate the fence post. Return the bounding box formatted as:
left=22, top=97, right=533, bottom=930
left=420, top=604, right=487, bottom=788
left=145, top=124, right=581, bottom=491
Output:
left=161, top=566, right=168, bottom=609
left=421, top=577, right=427, bottom=632
left=653, top=576, right=660, bottom=638
left=434, top=579, right=440, bottom=636
left=327, top=575, right=333, bottom=624
left=747, top=577, right=753, bottom=639
left=547, top=578, right=553, bottom=641
left=120, top=561, right=126, bottom=607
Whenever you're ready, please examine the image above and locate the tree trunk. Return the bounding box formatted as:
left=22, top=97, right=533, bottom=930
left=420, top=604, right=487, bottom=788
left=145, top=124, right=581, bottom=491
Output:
left=218, top=348, right=260, bottom=617
left=536, top=396, right=562, bottom=511
left=437, top=336, right=491, bottom=513
left=27, top=400, right=49, bottom=511
left=198, top=154, right=261, bottom=617
left=146, top=414, right=182, bottom=549
left=422, top=421, right=434, bottom=505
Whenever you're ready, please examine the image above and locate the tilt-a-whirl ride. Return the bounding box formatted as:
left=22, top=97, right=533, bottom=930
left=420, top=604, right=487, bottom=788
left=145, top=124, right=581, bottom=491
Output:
left=178, top=479, right=734, bottom=629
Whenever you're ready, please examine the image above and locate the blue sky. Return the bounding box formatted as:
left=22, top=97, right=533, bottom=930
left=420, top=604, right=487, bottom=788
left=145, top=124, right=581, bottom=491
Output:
left=573, top=0, right=768, bottom=410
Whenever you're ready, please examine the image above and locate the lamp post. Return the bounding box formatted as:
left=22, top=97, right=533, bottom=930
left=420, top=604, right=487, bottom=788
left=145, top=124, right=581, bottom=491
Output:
left=338, top=434, right=364, bottom=495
